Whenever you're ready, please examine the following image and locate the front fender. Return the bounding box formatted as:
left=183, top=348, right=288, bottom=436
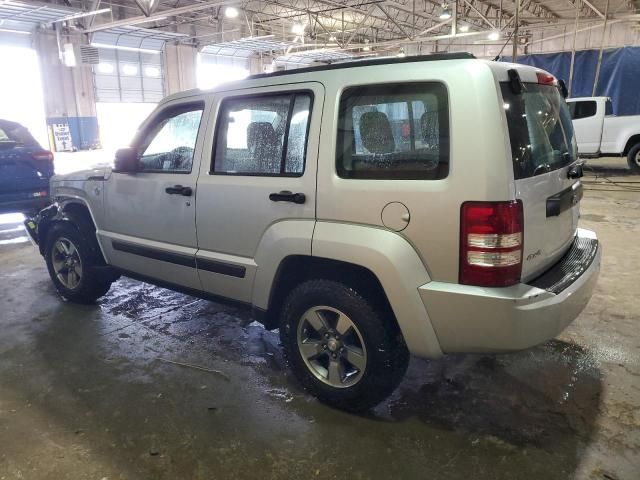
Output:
left=312, top=222, right=443, bottom=359
left=27, top=199, right=100, bottom=258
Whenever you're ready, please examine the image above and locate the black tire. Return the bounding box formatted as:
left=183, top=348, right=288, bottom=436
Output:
left=627, top=143, right=640, bottom=174
left=280, top=279, right=409, bottom=412
left=44, top=222, right=113, bottom=304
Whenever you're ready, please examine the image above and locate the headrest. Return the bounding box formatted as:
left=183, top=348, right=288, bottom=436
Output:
left=247, top=122, right=278, bottom=150
left=359, top=111, right=395, bottom=154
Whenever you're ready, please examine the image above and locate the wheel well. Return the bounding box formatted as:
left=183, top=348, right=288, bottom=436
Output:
left=39, top=201, right=102, bottom=262
left=263, top=256, right=396, bottom=330
left=623, top=135, right=640, bottom=155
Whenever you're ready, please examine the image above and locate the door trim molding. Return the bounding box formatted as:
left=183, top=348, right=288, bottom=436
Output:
left=112, top=240, right=195, bottom=268
left=111, top=240, right=246, bottom=278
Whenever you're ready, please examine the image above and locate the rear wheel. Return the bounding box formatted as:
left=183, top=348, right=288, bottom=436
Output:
left=45, top=222, right=113, bottom=303
left=627, top=143, right=640, bottom=174
left=280, top=279, right=409, bottom=412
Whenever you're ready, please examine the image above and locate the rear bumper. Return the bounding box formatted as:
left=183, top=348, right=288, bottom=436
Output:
left=419, top=228, right=601, bottom=354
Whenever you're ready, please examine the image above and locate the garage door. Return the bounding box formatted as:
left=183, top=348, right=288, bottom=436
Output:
left=91, top=28, right=166, bottom=103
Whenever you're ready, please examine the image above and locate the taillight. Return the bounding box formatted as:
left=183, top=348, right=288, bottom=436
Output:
left=460, top=200, right=523, bottom=287
left=31, top=151, right=54, bottom=162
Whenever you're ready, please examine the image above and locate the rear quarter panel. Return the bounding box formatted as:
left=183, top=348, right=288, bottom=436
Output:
left=315, top=60, right=515, bottom=283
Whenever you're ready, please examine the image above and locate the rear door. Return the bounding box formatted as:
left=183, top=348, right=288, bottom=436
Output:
left=195, top=82, right=323, bottom=302
left=568, top=99, right=602, bottom=154
left=502, top=82, right=580, bottom=281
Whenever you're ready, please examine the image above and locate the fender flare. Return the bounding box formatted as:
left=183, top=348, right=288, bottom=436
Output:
left=34, top=198, right=102, bottom=259
left=310, top=222, right=443, bottom=359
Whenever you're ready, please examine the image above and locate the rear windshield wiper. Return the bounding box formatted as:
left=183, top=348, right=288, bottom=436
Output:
left=533, top=164, right=551, bottom=176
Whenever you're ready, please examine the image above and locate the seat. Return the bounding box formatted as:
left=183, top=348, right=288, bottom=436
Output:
left=247, top=122, right=281, bottom=173
left=359, top=111, right=395, bottom=154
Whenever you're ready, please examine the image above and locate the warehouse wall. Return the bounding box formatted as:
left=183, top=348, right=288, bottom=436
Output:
left=414, top=21, right=640, bottom=59
left=35, top=31, right=99, bottom=150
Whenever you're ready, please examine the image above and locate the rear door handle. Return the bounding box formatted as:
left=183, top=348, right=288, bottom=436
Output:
left=165, top=185, right=193, bottom=196
left=269, top=191, right=306, bottom=204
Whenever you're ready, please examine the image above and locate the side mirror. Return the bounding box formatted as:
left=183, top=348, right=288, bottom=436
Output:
left=113, top=147, right=139, bottom=173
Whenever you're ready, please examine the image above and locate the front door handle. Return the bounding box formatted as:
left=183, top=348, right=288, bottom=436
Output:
left=165, top=185, right=193, bottom=196
left=269, top=190, right=306, bottom=204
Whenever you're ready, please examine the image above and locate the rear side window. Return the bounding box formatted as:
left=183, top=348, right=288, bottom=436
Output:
left=502, top=83, right=577, bottom=179
left=336, top=83, right=449, bottom=180
left=605, top=99, right=613, bottom=116
left=213, top=92, right=312, bottom=176
left=568, top=100, right=597, bottom=120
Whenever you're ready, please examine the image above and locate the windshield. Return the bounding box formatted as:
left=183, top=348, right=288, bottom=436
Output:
left=501, top=83, right=577, bottom=179
left=0, top=121, right=39, bottom=146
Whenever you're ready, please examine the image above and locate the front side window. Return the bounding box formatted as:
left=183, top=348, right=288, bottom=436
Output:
left=502, top=83, right=577, bottom=179
left=138, top=104, right=204, bottom=173
left=213, top=92, right=312, bottom=176
left=336, top=83, right=449, bottom=180
left=568, top=100, right=597, bottom=120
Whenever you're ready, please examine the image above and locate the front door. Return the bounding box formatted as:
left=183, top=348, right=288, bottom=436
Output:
left=99, top=100, right=208, bottom=290
left=195, top=83, right=324, bottom=302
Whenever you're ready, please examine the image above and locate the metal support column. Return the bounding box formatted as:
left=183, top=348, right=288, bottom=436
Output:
left=592, top=0, right=610, bottom=96
left=512, top=0, right=521, bottom=61
left=568, top=1, right=580, bottom=96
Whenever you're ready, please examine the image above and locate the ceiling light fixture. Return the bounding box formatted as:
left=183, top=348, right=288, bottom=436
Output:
left=329, top=35, right=337, bottom=42
left=291, top=23, right=306, bottom=36
left=488, top=31, right=500, bottom=41
left=439, top=4, right=452, bottom=20
left=224, top=7, right=239, bottom=18
left=54, top=7, right=111, bottom=23
left=459, top=25, right=469, bottom=33
left=397, top=48, right=406, bottom=57
left=362, top=39, right=370, bottom=51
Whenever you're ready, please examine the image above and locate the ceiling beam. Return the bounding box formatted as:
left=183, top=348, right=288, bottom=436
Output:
left=82, top=0, right=240, bottom=33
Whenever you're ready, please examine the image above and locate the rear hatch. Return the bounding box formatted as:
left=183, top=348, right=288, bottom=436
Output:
left=501, top=76, right=580, bottom=281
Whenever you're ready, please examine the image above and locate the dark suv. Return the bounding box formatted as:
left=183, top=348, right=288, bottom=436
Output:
left=0, top=119, right=54, bottom=214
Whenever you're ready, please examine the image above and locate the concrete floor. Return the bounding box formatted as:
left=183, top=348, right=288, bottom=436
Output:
left=0, top=157, right=638, bottom=480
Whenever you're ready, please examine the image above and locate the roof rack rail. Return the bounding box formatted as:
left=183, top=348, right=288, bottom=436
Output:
left=247, top=52, right=476, bottom=80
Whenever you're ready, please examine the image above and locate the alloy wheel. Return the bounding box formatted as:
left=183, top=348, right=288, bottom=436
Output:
left=296, top=306, right=367, bottom=388
left=51, top=237, right=83, bottom=289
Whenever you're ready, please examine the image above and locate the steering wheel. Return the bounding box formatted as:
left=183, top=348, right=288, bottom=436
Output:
left=167, top=146, right=194, bottom=169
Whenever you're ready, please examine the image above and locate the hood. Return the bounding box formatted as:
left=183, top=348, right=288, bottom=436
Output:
left=51, top=165, right=112, bottom=183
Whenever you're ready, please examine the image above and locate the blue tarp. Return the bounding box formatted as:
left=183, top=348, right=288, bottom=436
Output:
left=499, top=46, right=640, bottom=116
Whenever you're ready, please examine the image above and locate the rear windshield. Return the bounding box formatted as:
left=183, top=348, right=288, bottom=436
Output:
left=501, top=83, right=577, bottom=179
left=0, top=121, right=38, bottom=146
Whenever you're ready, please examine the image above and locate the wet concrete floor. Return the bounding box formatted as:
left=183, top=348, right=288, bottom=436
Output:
left=0, top=158, right=638, bottom=479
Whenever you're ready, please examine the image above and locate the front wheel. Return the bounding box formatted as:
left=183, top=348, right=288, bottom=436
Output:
left=45, top=222, right=114, bottom=304
left=627, top=143, right=640, bottom=174
left=280, top=279, right=409, bottom=412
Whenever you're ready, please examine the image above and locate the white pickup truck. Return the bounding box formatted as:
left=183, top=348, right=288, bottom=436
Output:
left=567, top=96, right=640, bottom=173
